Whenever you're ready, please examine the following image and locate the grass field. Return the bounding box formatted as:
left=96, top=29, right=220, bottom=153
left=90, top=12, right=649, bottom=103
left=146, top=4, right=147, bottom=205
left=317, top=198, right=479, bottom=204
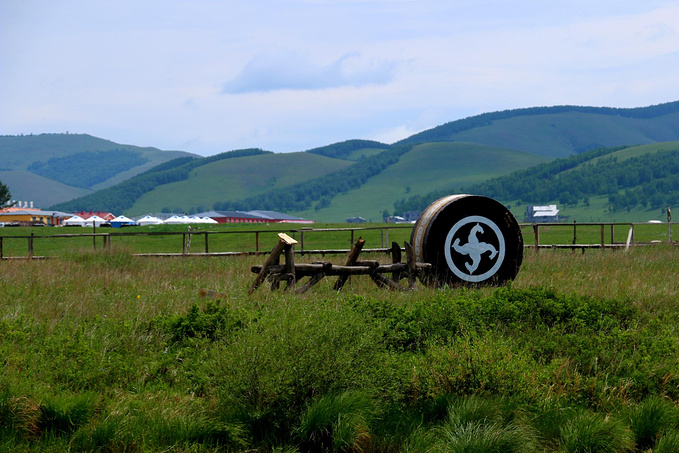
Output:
left=0, top=220, right=675, bottom=259
left=1, top=229, right=678, bottom=452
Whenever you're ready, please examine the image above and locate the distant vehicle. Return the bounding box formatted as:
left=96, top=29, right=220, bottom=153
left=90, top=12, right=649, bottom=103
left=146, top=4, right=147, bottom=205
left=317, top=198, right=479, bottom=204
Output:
left=647, top=220, right=663, bottom=224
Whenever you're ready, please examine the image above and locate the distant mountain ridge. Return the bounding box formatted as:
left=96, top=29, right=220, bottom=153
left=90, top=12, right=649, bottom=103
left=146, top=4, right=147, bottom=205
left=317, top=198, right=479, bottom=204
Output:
left=399, top=101, right=679, bottom=157
left=0, top=133, right=197, bottom=207
left=1, top=101, right=678, bottom=221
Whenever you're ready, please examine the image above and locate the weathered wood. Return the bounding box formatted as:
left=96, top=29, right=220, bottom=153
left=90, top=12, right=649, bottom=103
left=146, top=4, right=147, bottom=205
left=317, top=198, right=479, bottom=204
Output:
left=391, top=241, right=402, bottom=281
left=278, top=232, right=298, bottom=245
left=249, top=237, right=288, bottom=293
left=251, top=261, right=431, bottom=276
left=284, top=243, right=296, bottom=290
left=334, top=237, right=365, bottom=291
left=405, top=241, right=417, bottom=289
left=370, top=271, right=405, bottom=290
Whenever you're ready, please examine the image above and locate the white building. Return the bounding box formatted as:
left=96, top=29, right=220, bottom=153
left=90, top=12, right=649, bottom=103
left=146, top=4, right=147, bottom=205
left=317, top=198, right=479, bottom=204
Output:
left=525, top=205, right=559, bottom=223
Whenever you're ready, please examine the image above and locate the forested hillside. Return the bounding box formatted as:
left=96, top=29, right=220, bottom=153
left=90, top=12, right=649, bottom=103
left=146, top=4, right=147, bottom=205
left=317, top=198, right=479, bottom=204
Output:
left=214, top=144, right=414, bottom=213
left=5, top=101, right=678, bottom=221
left=398, top=101, right=679, bottom=157
left=50, top=149, right=270, bottom=214
left=305, top=139, right=391, bottom=160
left=27, top=149, right=149, bottom=189
left=0, top=133, right=197, bottom=205
left=393, top=142, right=679, bottom=217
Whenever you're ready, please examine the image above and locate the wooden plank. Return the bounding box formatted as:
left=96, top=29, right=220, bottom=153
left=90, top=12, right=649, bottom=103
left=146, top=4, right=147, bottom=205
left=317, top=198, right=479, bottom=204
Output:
left=248, top=239, right=287, bottom=293
left=391, top=241, right=402, bottom=281
left=405, top=241, right=417, bottom=290
left=284, top=244, right=296, bottom=290
left=370, top=272, right=405, bottom=290
left=278, top=232, right=298, bottom=245
left=334, top=237, right=365, bottom=291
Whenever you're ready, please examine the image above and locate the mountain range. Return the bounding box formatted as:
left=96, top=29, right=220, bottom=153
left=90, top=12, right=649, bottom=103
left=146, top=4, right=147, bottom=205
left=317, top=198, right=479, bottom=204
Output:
left=2, top=101, right=678, bottom=222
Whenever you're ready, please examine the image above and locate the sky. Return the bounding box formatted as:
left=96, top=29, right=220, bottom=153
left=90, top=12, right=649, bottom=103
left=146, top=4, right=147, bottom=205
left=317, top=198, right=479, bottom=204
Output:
left=2, top=0, right=679, bottom=156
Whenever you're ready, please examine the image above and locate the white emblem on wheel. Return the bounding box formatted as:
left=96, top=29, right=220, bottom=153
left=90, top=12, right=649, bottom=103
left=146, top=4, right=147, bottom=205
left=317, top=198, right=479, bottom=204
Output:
left=444, top=216, right=505, bottom=282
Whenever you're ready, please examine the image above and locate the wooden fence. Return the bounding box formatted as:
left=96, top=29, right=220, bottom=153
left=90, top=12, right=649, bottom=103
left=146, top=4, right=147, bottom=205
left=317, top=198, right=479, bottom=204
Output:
left=0, top=222, right=676, bottom=260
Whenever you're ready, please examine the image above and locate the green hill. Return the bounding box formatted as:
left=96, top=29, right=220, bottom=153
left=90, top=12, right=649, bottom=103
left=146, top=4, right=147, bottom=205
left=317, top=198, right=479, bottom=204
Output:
left=399, top=101, right=679, bottom=157
left=294, top=142, right=549, bottom=222
left=395, top=142, right=679, bottom=223
left=0, top=171, right=90, bottom=208
left=5, top=101, right=679, bottom=221
left=127, top=151, right=354, bottom=216
left=0, top=133, right=197, bottom=208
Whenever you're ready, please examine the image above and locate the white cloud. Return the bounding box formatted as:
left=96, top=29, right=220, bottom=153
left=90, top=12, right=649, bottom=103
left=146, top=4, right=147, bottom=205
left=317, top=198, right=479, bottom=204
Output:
left=222, top=51, right=399, bottom=93
left=1, top=0, right=679, bottom=155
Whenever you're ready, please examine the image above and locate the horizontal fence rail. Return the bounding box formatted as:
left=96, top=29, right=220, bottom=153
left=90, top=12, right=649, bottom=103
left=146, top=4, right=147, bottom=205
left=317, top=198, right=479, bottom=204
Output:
left=0, top=222, right=676, bottom=260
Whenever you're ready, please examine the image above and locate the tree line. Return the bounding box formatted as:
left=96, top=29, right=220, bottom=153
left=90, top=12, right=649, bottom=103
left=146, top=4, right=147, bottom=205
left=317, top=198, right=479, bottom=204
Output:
left=50, top=149, right=270, bottom=213
left=398, top=101, right=679, bottom=145
left=213, top=145, right=413, bottom=213
left=27, top=149, right=149, bottom=189
left=393, top=145, right=679, bottom=214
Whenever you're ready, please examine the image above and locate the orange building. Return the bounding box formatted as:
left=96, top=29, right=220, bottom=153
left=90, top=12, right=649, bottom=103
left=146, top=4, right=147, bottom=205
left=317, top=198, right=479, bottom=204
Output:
left=0, top=206, right=71, bottom=226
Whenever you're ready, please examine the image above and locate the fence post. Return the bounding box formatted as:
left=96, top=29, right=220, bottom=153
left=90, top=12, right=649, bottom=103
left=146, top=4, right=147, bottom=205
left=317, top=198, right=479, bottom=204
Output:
left=256, top=232, right=260, bottom=252
left=29, top=233, right=34, bottom=258
left=572, top=220, right=577, bottom=245
left=611, top=224, right=615, bottom=244
left=0, top=237, right=3, bottom=259
left=300, top=230, right=305, bottom=253
left=385, top=227, right=389, bottom=249
left=533, top=223, right=539, bottom=249
left=625, top=225, right=635, bottom=250
left=668, top=208, right=673, bottom=244
left=600, top=224, right=605, bottom=247
left=205, top=232, right=209, bottom=254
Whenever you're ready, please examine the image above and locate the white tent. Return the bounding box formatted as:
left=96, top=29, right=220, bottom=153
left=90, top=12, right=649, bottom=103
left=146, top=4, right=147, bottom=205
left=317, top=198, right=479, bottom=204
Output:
left=110, top=215, right=135, bottom=228
left=187, top=216, right=217, bottom=224
left=63, top=215, right=86, bottom=226
left=136, top=215, right=163, bottom=226
left=162, top=215, right=185, bottom=224
left=83, top=215, right=107, bottom=227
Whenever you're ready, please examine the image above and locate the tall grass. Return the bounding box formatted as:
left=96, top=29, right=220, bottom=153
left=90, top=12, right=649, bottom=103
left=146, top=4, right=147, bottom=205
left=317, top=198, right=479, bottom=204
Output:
left=0, top=246, right=677, bottom=451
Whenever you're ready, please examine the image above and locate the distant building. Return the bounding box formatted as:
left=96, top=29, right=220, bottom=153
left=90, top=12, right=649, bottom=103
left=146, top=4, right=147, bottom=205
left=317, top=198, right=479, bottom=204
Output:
left=195, top=210, right=313, bottom=224
left=402, top=211, right=421, bottom=222
left=0, top=206, right=71, bottom=226
left=246, top=210, right=314, bottom=224
left=73, top=211, right=116, bottom=221
left=346, top=217, right=367, bottom=223
left=525, top=205, right=560, bottom=223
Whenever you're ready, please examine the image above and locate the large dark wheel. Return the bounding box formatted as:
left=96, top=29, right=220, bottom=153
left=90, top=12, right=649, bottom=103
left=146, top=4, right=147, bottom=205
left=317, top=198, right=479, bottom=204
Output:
left=411, top=194, right=523, bottom=286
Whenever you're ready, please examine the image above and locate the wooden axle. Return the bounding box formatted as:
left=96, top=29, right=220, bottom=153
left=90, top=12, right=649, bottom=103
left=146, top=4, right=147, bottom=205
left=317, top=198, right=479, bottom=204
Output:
left=249, top=234, right=431, bottom=293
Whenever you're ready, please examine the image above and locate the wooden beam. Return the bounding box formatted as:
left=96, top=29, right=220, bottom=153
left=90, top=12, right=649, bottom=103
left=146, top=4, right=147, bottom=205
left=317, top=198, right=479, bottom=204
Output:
left=249, top=238, right=288, bottom=293
left=405, top=241, right=417, bottom=290
left=334, top=237, right=365, bottom=291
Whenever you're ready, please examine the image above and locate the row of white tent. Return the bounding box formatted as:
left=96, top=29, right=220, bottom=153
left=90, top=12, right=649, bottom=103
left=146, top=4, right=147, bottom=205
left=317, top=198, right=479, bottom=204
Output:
left=64, top=214, right=218, bottom=227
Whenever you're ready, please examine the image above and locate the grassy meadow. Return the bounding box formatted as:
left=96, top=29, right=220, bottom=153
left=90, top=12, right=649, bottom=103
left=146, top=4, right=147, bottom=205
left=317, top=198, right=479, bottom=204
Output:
left=1, top=231, right=678, bottom=451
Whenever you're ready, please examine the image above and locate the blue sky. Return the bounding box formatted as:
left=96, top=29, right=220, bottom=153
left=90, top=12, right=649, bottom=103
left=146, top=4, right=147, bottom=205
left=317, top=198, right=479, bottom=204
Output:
left=2, top=0, right=678, bottom=156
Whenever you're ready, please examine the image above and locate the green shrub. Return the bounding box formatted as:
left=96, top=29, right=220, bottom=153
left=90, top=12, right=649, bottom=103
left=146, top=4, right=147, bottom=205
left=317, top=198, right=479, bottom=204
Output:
left=557, top=409, right=634, bottom=453
left=297, top=391, right=374, bottom=452
left=211, top=298, right=404, bottom=444
left=161, top=300, right=246, bottom=344
left=433, top=396, right=538, bottom=452
left=655, top=429, right=679, bottom=453
left=37, top=393, right=95, bottom=437
left=625, top=396, right=679, bottom=450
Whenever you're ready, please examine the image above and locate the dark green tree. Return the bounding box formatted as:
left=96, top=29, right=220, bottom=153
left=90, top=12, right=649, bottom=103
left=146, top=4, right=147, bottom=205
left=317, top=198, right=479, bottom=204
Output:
left=0, top=180, right=12, bottom=206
